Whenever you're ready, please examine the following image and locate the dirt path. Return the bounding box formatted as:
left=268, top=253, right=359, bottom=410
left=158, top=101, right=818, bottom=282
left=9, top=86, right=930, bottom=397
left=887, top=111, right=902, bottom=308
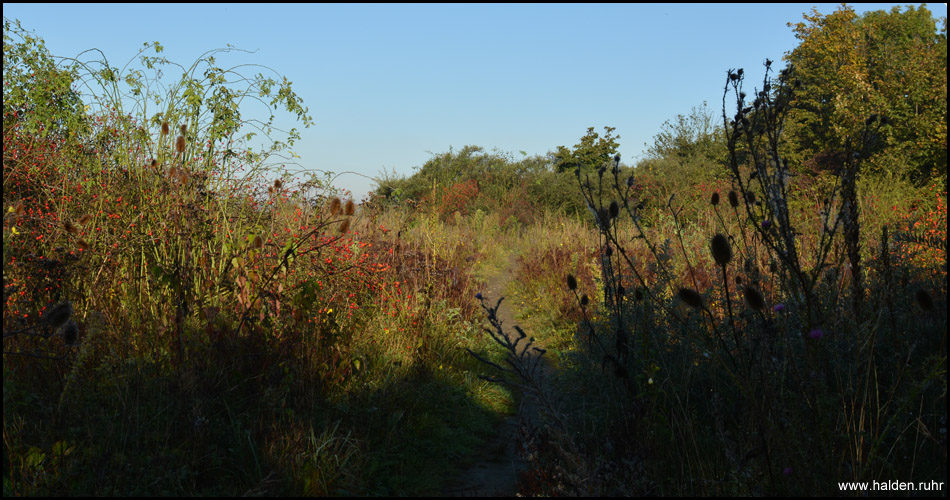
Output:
left=442, top=250, right=557, bottom=496
left=442, top=251, right=531, bottom=496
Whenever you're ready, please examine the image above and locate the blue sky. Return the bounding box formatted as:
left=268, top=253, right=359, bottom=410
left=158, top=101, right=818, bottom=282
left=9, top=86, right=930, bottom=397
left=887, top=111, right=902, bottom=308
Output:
left=4, top=3, right=947, bottom=200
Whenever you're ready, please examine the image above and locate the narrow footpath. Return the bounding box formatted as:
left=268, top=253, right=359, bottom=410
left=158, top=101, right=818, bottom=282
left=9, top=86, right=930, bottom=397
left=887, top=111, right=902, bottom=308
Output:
left=441, top=250, right=548, bottom=496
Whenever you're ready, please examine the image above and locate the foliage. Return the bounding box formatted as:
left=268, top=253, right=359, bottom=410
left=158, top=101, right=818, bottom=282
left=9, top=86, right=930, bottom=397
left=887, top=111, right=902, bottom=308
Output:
left=552, top=126, right=620, bottom=174
left=784, top=5, right=947, bottom=183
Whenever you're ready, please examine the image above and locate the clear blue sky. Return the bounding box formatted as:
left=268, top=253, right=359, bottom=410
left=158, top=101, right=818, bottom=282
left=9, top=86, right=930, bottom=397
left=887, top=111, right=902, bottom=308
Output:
left=4, top=3, right=947, bottom=200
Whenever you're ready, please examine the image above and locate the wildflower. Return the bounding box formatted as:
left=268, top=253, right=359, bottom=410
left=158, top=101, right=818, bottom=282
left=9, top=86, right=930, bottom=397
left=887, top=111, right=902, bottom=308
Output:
left=773, top=303, right=785, bottom=313
left=808, top=328, right=824, bottom=340
left=710, top=233, right=733, bottom=267
left=475, top=292, right=483, bottom=300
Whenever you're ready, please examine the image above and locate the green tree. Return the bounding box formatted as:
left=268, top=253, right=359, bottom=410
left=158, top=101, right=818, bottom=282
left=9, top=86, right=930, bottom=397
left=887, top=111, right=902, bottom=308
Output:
left=784, top=4, right=947, bottom=183
left=553, top=126, right=620, bottom=174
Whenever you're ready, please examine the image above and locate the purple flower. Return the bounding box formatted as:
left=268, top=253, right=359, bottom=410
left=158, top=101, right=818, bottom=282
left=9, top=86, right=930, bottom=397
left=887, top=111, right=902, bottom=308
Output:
left=773, top=303, right=785, bottom=313
left=762, top=219, right=772, bottom=229
left=475, top=292, right=483, bottom=300
left=783, top=466, right=793, bottom=476
left=808, top=328, right=824, bottom=340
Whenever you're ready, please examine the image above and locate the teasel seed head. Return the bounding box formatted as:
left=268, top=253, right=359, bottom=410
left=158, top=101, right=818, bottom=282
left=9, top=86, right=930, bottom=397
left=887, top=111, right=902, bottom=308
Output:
left=77, top=238, right=90, bottom=251
left=711, top=192, right=720, bottom=206
left=150, top=158, right=158, bottom=169
left=710, top=233, right=733, bottom=267
left=161, top=121, right=170, bottom=136
left=634, top=288, right=643, bottom=301
left=678, top=287, right=704, bottom=309
left=180, top=123, right=187, bottom=135
left=743, top=285, right=766, bottom=311
left=339, top=218, right=351, bottom=234
left=64, top=220, right=79, bottom=235
left=735, top=275, right=743, bottom=286
left=566, top=274, right=578, bottom=291
left=580, top=294, right=589, bottom=307
left=62, top=319, right=79, bottom=345
left=728, top=190, right=739, bottom=208
left=344, top=199, right=355, bottom=216
left=45, top=301, right=74, bottom=330
left=274, top=179, right=282, bottom=190
left=176, top=135, right=186, bottom=154
left=608, top=201, right=619, bottom=219
left=914, top=289, right=934, bottom=312
left=329, top=197, right=342, bottom=216
left=252, top=235, right=263, bottom=249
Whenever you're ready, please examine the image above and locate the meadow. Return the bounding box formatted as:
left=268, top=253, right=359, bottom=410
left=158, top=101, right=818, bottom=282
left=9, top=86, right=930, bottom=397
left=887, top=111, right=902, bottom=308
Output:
left=3, top=12, right=947, bottom=496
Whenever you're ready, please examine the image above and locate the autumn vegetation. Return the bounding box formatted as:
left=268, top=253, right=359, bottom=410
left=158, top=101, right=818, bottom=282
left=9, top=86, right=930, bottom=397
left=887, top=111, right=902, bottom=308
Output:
left=3, top=5, right=946, bottom=496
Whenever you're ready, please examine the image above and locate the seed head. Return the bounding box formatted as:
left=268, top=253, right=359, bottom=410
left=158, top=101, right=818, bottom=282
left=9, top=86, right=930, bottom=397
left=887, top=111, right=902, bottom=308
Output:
left=274, top=179, right=282, bottom=190
left=176, top=135, right=186, bottom=154
left=161, top=121, right=170, bottom=136
left=728, top=190, right=739, bottom=208
left=710, top=233, right=733, bottom=267
left=45, top=301, right=74, bottom=330
left=634, top=289, right=643, bottom=301
left=580, top=294, right=589, bottom=307
left=252, top=235, right=263, bottom=249
left=344, top=199, right=355, bottom=216
left=743, top=286, right=766, bottom=310
left=608, top=201, right=619, bottom=219
left=566, top=274, right=578, bottom=291
left=64, top=220, right=79, bottom=235
left=711, top=192, right=720, bottom=206
left=62, top=319, right=79, bottom=345
left=808, top=328, right=824, bottom=340
left=914, top=289, right=934, bottom=312
left=339, top=218, right=351, bottom=234
left=329, top=197, right=342, bottom=216
left=150, top=158, right=158, bottom=169
left=179, top=124, right=187, bottom=135
left=678, top=288, right=704, bottom=309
